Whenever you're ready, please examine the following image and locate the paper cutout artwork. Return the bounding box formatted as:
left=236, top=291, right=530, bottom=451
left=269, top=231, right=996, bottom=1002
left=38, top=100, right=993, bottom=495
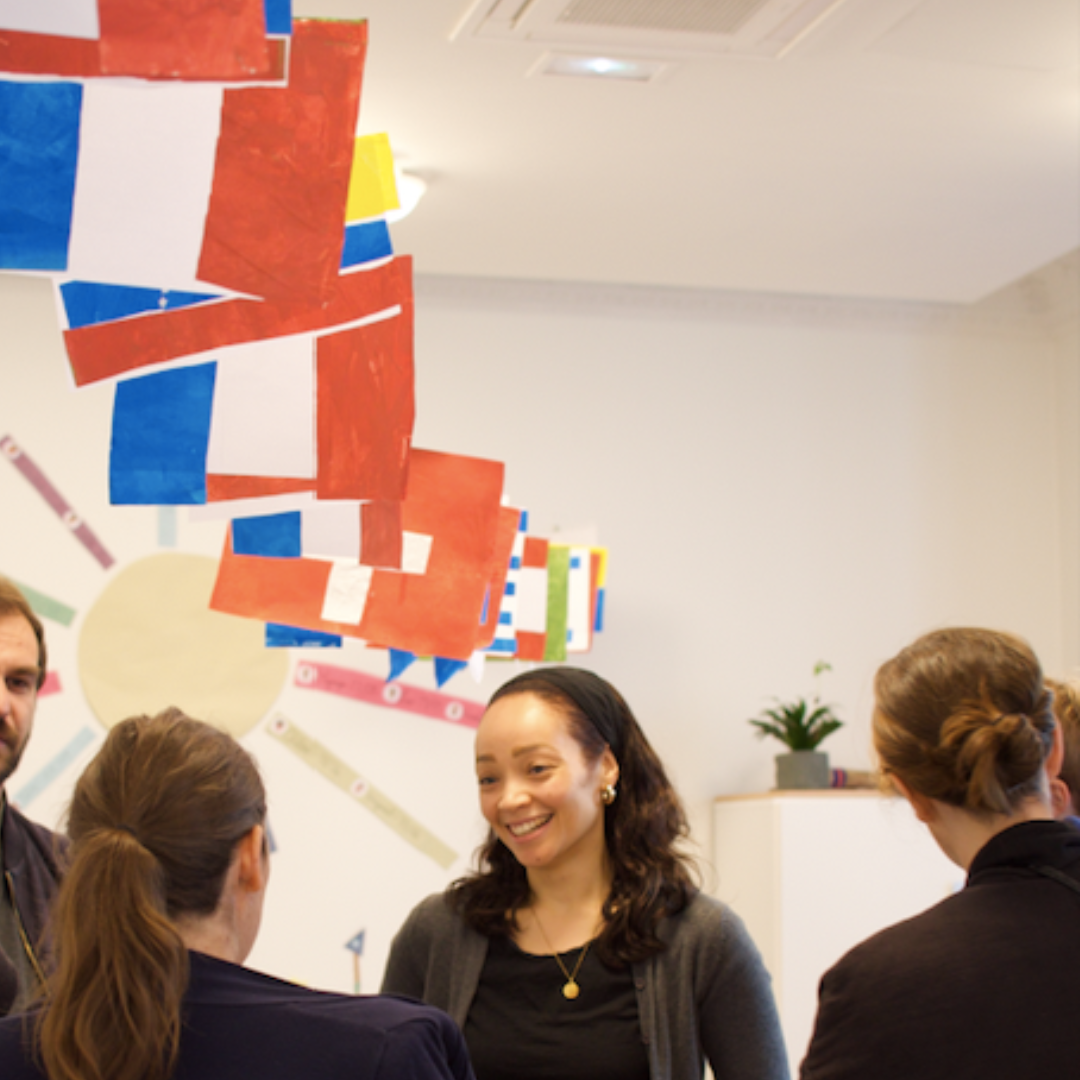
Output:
left=79, top=553, right=288, bottom=737
left=9, top=580, right=77, bottom=627
left=0, top=11, right=608, bottom=688
left=293, top=662, right=484, bottom=729
left=267, top=713, right=456, bottom=868
left=13, top=726, right=97, bottom=809
left=197, top=20, right=366, bottom=303
left=1, top=435, right=115, bottom=569
left=109, top=363, right=216, bottom=505
left=347, top=134, right=399, bottom=222
left=0, top=81, right=82, bottom=270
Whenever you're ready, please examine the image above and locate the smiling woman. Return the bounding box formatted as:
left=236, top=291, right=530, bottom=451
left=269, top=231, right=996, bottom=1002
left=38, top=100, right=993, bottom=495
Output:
left=382, top=667, right=789, bottom=1080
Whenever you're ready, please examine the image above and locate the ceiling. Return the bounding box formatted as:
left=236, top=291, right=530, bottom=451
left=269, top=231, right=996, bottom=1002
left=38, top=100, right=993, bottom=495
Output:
left=296, top=0, right=1080, bottom=304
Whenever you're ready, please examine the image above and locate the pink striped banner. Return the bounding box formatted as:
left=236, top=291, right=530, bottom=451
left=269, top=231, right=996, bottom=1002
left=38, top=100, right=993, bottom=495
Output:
left=2, top=435, right=115, bottom=569
left=293, top=661, right=484, bottom=728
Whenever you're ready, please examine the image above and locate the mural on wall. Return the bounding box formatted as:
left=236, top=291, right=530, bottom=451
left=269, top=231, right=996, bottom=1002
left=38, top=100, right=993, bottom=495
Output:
left=0, top=0, right=608, bottom=989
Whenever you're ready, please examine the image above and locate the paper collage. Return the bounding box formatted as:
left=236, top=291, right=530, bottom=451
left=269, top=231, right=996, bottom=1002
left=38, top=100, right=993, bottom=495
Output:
left=0, top=2, right=606, bottom=685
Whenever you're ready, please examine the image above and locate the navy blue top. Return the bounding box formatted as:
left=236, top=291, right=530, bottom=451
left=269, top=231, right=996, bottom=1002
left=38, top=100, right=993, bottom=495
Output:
left=0, top=951, right=476, bottom=1080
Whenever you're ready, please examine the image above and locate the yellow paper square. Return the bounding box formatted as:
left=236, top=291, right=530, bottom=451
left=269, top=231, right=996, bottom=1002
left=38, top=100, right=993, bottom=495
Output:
left=346, top=133, right=400, bottom=222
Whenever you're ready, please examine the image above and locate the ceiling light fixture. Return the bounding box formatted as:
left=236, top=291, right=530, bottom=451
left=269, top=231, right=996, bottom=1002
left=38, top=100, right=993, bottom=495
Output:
left=533, top=52, right=667, bottom=82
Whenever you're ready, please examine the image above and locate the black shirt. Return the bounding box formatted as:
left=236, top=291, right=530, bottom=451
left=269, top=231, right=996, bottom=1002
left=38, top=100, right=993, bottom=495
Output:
left=464, top=935, right=650, bottom=1080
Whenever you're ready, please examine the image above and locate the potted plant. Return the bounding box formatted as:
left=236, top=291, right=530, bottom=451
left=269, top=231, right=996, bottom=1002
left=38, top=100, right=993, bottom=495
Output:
left=748, top=661, right=844, bottom=790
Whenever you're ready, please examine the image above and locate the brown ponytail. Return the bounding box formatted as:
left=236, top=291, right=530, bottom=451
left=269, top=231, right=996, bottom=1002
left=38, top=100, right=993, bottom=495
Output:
left=37, top=708, right=266, bottom=1080
left=873, top=628, right=1054, bottom=815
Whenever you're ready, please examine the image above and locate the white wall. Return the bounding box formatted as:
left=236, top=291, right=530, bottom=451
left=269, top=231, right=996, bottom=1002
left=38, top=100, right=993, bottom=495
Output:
left=1, top=267, right=1077, bottom=1006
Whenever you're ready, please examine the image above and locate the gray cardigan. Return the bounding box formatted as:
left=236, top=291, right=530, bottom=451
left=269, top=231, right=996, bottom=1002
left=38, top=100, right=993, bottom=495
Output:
left=382, top=891, right=789, bottom=1080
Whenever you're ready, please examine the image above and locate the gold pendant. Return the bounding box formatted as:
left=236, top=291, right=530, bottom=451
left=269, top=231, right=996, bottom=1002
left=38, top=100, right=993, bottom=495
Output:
left=562, top=980, right=580, bottom=1000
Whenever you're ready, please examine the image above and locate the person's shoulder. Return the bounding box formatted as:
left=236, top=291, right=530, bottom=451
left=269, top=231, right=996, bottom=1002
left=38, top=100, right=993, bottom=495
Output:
left=398, top=892, right=463, bottom=937
left=664, top=891, right=744, bottom=942
left=0, top=1014, right=43, bottom=1080
left=1, top=804, right=67, bottom=873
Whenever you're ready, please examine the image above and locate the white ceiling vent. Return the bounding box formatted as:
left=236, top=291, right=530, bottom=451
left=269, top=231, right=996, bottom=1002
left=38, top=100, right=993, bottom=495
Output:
left=452, top=0, right=852, bottom=58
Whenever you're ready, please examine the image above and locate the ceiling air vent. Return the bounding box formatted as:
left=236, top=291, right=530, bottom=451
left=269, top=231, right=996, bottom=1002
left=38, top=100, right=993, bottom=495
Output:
left=452, top=0, right=852, bottom=58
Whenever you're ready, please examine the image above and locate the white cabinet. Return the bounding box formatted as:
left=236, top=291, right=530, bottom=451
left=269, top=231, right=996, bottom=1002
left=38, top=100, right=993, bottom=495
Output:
left=711, top=791, right=963, bottom=1076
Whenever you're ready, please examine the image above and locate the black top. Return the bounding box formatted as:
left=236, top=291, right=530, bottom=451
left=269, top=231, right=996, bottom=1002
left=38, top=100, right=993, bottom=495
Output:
left=463, top=934, right=650, bottom=1080
left=801, top=820, right=1080, bottom=1080
left=0, top=951, right=476, bottom=1080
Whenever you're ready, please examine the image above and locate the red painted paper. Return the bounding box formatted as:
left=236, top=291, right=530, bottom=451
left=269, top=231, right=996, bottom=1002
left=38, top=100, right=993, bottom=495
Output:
left=196, top=19, right=367, bottom=303
left=97, top=0, right=272, bottom=79
left=64, top=256, right=410, bottom=386
left=316, top=310, right=414, bottom=501
left=0, top=30, right=102, bottom=77
left=206, top=475, right=317, bottom=502
left=210, top=449, right=506, bottom=660
left=361, top=501, right=403, bottom=569
left=475, top=506, right=524, bottom=650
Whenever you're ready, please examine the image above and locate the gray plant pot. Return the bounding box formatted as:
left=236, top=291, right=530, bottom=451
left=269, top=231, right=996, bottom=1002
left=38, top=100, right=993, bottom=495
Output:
left=775, top=750, right=830, bottom=790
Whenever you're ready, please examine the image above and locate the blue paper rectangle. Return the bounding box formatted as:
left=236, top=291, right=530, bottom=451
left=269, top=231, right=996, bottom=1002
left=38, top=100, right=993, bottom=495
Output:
left=0, top=81, right=83, bottom=271
left=266, top=623, right=342, bottom=648
left=341, top=220, right=393, bottom=268
left=61, top=281, right=220, bottom=330
left=233, top=512, right=302, bottom=557
left=264, top=0, right=293, bottom=35
left=109, top=362, right=217, bottom=505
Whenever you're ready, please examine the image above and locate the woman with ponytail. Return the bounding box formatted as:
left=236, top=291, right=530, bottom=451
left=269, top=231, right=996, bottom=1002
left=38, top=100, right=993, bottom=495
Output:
left=801, top=629, right=1080, bottom=1080
left=0, top=708, right=474, bottom=1080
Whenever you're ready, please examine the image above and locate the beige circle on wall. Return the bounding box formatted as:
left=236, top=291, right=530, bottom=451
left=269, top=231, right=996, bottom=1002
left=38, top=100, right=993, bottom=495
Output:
left=79, top=552, right=289, bottom=737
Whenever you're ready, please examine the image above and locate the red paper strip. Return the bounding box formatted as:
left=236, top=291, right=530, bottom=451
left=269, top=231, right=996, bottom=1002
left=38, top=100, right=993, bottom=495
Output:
left=197, top=19, right=367, bottom=303
left=206, top=475, right=317, bottom=502
left=210, top=448, right=505, bottom=660
left=210, top=526, right=340, bottom=630
left=1, top=435, right=115, bottom=570
left=98, top=0, right=270, bottom=79
left=475, top=506, right=523, bottom=650
left=361, top=501, right=403, bottom=569
left=317, top=311, right=414, bottom=501
left=64, top=256, right=410, bottom=386
left=516, top=537, right=549, bottom=661
left=360, top=450, right=505, bottom=660
left=0, top=30, right=102, bottom=76
left=0, top=29, right=285, bottom=81
left=294, top=661, right=484, bottom=728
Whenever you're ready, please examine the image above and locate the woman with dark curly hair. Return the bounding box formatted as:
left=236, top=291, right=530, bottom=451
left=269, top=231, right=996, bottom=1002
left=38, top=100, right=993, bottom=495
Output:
left=382, top=667, right=788, bottom=1080
left=801, top=628, right=1080, bottom=1080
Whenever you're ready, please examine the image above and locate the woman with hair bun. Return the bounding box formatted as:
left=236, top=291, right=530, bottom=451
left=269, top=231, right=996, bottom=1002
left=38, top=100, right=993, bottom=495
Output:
left=0, top=708, right=474, bottom=1080
left=801, top=628, right=1080, bottom=1080
left=383, top=667, right=788, bottom=1080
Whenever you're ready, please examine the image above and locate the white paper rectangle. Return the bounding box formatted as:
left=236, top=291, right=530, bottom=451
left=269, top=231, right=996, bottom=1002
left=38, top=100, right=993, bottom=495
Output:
left=565, top=546, right=592, bottom=653
left=516, top=567, right=549, bottom=634
left=206, top=338, right=316, bottom=480
left=301, top=502, right=361, bottom=561
left=0, top=0, right=99, bottom=38
left=68, top=83, right=223, bottom=291
left=402, top=532, right=433, bottom=575
left=321, top=563, right=373, bottom=625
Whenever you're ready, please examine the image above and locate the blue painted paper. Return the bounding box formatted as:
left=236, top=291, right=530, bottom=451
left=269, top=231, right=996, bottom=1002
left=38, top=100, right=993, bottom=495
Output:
left=388, top=649, right=416, bottom=681
left=14, top=726, right=97, bottom=808
left=345, top=929, right=366, bottom=956
left=264, top=0, right=293, bottom=35
left=266, top=623, right=342, bottom=648
left=434, top=657, right=468, bottom=688
left=233, top=512, right=302, bottom=557
left=110, top=363, right=217, bottom=505
left=341, top=220, right=393, bottom=268
left=0, top=81, right=83, bottom=271
left=61, top=281, right=219, bottom=330
left=594, top=589, right=606, bottom=632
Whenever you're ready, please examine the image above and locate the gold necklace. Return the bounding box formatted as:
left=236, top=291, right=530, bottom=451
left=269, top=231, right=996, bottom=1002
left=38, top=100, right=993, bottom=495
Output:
left=531, top=912, right=595, bottom=1000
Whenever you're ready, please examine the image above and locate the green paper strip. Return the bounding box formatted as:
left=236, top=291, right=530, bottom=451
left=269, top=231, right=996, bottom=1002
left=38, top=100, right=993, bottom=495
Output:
left=10, top=579, right=76, bottom=627
left=267, top=714, right=456, bottom=869
left=543, top=545, right=571, bottom=663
